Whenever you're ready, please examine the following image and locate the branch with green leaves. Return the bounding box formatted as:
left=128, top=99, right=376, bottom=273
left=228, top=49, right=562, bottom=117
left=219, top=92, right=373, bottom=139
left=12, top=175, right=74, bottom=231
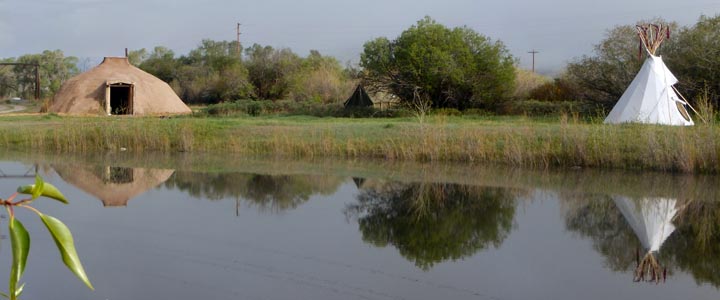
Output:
left=0, top=175, right=92, bottom=300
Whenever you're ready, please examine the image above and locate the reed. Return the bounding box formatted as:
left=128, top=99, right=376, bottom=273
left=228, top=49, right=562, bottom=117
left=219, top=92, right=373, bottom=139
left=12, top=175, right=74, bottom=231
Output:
left=0, top=114, right=719, bottom=173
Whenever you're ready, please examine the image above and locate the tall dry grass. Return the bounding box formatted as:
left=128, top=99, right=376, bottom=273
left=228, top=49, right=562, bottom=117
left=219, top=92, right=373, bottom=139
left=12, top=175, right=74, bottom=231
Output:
left=693, top=86, right=716, bottom=125
left=0, top=115, right=719, bottom=173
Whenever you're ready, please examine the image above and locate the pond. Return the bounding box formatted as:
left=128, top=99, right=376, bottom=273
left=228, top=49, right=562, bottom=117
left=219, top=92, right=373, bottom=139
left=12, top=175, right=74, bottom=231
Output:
left=0, top=153, right=718, bottom=300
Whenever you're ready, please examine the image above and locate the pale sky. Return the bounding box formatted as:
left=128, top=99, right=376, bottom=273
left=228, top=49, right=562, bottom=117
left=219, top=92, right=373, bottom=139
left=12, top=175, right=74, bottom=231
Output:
left=1, top=0, right=718, bottom=74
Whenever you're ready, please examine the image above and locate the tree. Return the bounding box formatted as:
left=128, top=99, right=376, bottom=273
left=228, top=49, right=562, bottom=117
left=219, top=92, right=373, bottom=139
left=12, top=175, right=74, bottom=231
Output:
left=664, top=15, right=720, bottom=107
left=360, top=17, right=516, bottom=110
left=136, top=47, right=178, bottom=83
left=287, top=50, right=356, bottom=103
left=565, top=19, right=678, bottom=107
left=0, top=58, right=16, bottom=97
left=6, top=50, right=78, bottom=99
left=244, top=44, right=302, bottom=100
left=127, top=48, right=148, bottom=66
left=133, top=40, right=253, bottom=104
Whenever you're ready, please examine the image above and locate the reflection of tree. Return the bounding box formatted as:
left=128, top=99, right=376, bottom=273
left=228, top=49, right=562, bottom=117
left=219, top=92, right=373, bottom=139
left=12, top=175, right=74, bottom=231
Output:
left=165, top=172, right=343, bottom=213
left=244, top=175, right=332, bottom=211
left=563, top=194, right=720, bottom=287
left=664, top=201, right=720, bottom=287
left=346, top=182, right=518, bottom=270
left=165, top=172, right=252, bottom=200
left=563, top=195, right=642, bottom=272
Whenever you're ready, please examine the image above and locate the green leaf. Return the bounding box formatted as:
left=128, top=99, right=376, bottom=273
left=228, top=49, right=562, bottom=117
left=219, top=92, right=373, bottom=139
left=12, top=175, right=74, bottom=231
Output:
left=32, top=175, right=44, bottom=200
left=9, top=218, right=29, bottom=300
left=38, top=213, right=93, bottom=290
left=16, top=182, right=68, bottom=204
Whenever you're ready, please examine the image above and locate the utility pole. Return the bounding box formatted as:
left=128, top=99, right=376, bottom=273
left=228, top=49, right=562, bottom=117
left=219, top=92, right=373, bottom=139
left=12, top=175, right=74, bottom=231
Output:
left=236, top=23, right=242, bottom=60
left=528, top=50, right=539, bottom=73
left=34, top=64, right=40, bottom=100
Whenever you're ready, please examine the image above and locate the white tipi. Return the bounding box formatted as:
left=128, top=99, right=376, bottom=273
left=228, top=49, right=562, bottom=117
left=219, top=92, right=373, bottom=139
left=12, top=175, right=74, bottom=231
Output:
left=604, top=24, right=694, bottom=126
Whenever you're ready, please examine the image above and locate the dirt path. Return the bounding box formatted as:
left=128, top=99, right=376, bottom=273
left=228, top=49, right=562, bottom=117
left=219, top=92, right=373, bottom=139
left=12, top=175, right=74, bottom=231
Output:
left=0, top=104, right=26, bottom=114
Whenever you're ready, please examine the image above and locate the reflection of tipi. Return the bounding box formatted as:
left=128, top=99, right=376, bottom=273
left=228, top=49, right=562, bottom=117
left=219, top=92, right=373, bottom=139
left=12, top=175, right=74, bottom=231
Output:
left=352, top=177, right=366, bottom=189
left=613, top=196, right=678, bottom=283
left=604, top=24, right=694, bottom=126
left=54, top=165, right=174, bottom=207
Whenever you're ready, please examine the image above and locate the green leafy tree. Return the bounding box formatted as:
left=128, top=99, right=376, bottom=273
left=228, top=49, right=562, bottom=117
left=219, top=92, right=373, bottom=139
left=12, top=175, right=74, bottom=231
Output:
left=132, top=40, right=253, bottom=104
left=565, top=19, right=678, bottom=106
left=244, top=44, right=302, bottom=100
left=127, top=48, right=148, bottom=66
left=664, top=15, right=720, bottom=107
left=4, top=50, right=78, bottom=99
left=136, top=47, right=177, bottom=83
left=287, top=50, right=356, bottom=103
left=0, top=58, right=16, bottom=98
left=360, top=17, right=516, bottom=110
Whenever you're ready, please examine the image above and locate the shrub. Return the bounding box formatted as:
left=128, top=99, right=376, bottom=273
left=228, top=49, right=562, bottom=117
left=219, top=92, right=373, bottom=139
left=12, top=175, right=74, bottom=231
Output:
left=431, top=108, right=462, bottom=116
left=201, top=99, right=416, bottom=118
left=462, top=108, right=494, bottom=116
left=528, top=78, right=581, bottom=101
left=503, top=100, right=599, bottom=116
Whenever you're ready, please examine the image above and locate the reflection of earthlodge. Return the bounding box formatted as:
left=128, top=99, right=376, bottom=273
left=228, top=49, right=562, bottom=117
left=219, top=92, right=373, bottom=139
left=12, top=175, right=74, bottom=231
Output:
left=53, top=165, right=174, bottom=207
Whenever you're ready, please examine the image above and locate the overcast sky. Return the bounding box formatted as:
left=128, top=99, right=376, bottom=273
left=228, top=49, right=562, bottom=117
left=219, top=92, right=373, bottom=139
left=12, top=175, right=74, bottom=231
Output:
left=1, top=0, right=718, bottom=74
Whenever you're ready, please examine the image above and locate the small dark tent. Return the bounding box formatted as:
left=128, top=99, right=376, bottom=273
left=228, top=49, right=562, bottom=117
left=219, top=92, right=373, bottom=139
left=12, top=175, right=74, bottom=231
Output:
left=344, top=85, right=374, bottom=108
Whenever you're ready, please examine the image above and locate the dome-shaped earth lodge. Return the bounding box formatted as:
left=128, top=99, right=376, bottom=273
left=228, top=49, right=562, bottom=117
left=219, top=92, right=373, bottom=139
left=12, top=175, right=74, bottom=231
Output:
left=50, top=57, right=191, bottom=115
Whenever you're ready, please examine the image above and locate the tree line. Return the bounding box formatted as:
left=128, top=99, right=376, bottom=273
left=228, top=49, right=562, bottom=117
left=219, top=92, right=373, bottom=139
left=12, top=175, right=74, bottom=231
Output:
left=127, top=41, right=357, bottom=104
left=1, top=15, right=718, bottom=113
left=0, top=50, right=78, bottom=99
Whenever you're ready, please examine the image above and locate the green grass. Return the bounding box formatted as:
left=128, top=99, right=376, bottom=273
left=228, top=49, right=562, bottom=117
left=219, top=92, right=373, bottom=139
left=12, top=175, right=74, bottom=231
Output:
left=0, top=114, right=718, bottom=173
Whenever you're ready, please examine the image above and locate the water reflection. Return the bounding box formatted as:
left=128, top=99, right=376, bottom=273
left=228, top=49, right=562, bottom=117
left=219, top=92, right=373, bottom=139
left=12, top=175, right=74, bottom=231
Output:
left=561, top=172, right=720, bottom=286
left=53, top=164, right=174, bottom=206
left=165, top=172, right=344, bottom=213
left=613, top=196, right=678, bottom=282
left=345, top=180, right=519, bottom=270
left=8, top=153, right=720, bottom=296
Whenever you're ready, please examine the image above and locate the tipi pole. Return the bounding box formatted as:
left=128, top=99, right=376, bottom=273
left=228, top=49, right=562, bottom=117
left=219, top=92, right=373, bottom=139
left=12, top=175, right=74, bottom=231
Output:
left=672, top=86, right=707, bottom=123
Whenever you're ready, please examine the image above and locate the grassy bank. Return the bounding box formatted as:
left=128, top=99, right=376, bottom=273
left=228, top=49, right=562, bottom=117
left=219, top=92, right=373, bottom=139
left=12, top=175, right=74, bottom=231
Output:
left=0, top=114, right=718, bottom=173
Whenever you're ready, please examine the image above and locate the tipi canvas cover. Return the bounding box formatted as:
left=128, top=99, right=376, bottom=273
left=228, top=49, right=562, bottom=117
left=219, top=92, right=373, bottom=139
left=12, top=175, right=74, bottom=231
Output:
left=344, top=85, right=374, bottom=108
left=604, top=56, right=693, bottom=126
left=612, top=196, right=678, bottom=252
left=50, top=57, right=191, bottom=116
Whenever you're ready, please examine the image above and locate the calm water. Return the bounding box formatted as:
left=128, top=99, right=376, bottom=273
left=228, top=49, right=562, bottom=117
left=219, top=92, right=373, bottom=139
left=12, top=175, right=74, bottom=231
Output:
left=0, top=154, right=718, bottom=300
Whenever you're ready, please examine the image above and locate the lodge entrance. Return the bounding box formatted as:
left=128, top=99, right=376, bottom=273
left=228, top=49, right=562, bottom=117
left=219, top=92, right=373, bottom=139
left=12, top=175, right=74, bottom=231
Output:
left=105, top=81, right=134, bottom=115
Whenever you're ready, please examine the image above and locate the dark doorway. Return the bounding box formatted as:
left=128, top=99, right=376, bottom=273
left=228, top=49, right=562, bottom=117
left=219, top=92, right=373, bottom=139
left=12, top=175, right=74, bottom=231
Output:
left=109, top=84, right=133, bottom=115
left=94, top=166, right=134, bottom=184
